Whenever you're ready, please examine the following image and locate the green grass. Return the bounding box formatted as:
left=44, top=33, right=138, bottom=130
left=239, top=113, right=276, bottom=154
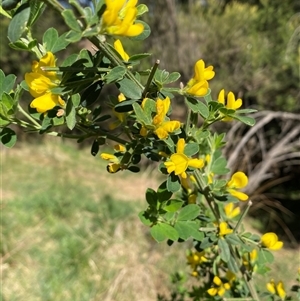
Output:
left=1, top=138, right=299, bottom=301
left=1, top=139, right=187, bottom=301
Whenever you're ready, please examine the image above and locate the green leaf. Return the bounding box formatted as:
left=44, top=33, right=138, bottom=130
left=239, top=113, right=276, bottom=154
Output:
left=157, top=181, right=173, bottom=202
left=132, top=102, right=151, bottom=125
left=162, top=199, right=183, bottom=212
left=0, top=127, right=16, bottom=147
left=184, top=143, right=199, bottom=157
left=7, top=3, right=30, bottom=42
left=150, top=223, right=179, bottom=242
left=27, top=0, right=45, bottom=27
left=66, top=98, right=76, bottom=130
left=1, top=93, right=15, bottom=114
left=43, top=28, right=70, bottom=53
left=81, top=81, right=104, bottom=107
left=235, top=109, right=258, bottom=114
left=204, top=89, right=212, bottom=103
left=9, top=40, right=29, bottom=51
left=62, top=9, right=82, bottom=32
left=211, top=157, right=230, bottom=175
left=229, top=114, right=256, bottom=126
left=200, top=236, right=215, bottom=249
left=0, top=71, right=16, bottom=98
left=258, top=249, right=274, bottom=265
left=128, top=53, right=151, bottom=62
left=186, top=97, right=209, bottom=119
left=227, top=254, right=240, bottom=273
left=164, top=72, right=181, bottom=84
left=130, top=21, right=151, bottom=41
left=1, top=0, right=20, bottom=12
left=138, top=211, right=152, bottom=226
left=65, top=30, right=82, bottom=43
left=174, top=220, right=203, bottom=241
left=218, top=238, right=230, bottom=262
left=225, top=233, right=243, bottom=246
left=145, top=188, right=157, bottom=207
left=136, top=4, right=148, bottom=16
left=117, top=78, right=142, bottom=99
left=177, top=204, right=200, bottom=221
left=105, top=66, right=127, bottom=84
left=114, top=99, right=136, bottom=113
left=166, top=173, right=181, bottom=193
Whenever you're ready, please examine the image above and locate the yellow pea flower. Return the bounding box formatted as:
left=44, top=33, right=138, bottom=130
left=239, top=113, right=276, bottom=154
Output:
left=114, top=39, right=130, bottom=62
left=267, top=279, right=286, bottom=300
left=140, top=97, right=181, bottom=139
left=224, top=202, right=241, bottom=219
left=100, top=152, right=124, bottom=173
left=164, top=138, right=204, bottom=179
left=218, top=89, right=242, bottom=121
left=102, top=0, right=144, bottom=37
left=25, top=52, right=65, bottom=113
left=185, top=59, right=215, bottom=97
left=219, top=221, right=233, bottom=237
left=114, top=144, right=126, bottom=152
left=207, top=276, right=231, bottom=297
left=227, top=172, right=249, bottom=201
left=261, top=232, right=283, bottom=250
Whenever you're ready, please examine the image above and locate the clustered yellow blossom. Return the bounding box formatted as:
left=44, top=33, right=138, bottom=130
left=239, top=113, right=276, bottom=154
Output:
left=102, top=0, right=144, bottom=37
left=218, top=221, right=233, bottom=237
left=187, top=250, right=208, bottom=276
left=185, top=59, right=215, bottom=97
left=25, top=52, right=65, bottom=113
left=164, top=138, right=204, bottom=179
left=218, top=89, right=242, bottom=121
left=227, top=171, right=249, bottom=201
left=260, top=232, right=283, bottom=250
left=207, top=276, right=231, bottom=297
left=267, top=279, right=286, bottom=300
left=140, top=97, right=181, bottom=139
left=224, top=202, right=241, bottom=219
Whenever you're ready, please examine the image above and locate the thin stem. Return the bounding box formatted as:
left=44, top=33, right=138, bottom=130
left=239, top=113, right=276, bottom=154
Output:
left=193, top=169, right=220, bottom=221
left=234, top=200, right=252, bottom=234
left=17, top=104, right=41, bottom=128
left=41, top=67, right=112, bottom=73
left=184, top=107, right=192, bottom=135
left=142, top=59, right=160, bottom=98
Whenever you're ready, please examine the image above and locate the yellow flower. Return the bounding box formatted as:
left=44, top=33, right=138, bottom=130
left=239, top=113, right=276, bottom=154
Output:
left=114, top=144, right=126, bottom=152
left=261, top=232, right=283, bottom=250
left=227, top=172, right=249, bottom=201
left=140, top=97, right=181, bottom=139
left=187, top=250, right=208, bottom=276
left=100, top=152, right=124, bottom=173
left=185, top=59, right=215, bottom=97
left=102, top=0, right=144, bottom=37
left=224, top=202, right=240, bottom=219
left=25, top=52, right=65, bottom=113
left=114, top=39, right=129, bottom=61
left=164, top=138, right=204, bottom=179
left=267, top=279, right=286, bottom=300
left=219, top=221, right=233, bottom=237
left=207, top=276, right=231, bottom=297
left=218, top=89, right=242, bottom=121
left=109, top=93, right=127, bottom=130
